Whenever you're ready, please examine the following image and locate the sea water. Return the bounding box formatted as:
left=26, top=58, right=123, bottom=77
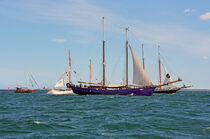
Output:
left=0, top=90, right=209, bottom=138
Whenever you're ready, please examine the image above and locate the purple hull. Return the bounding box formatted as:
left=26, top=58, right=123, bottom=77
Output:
left=71, top=86, right=155, bottom=96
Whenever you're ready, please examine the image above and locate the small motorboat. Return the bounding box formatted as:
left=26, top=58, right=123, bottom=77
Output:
left=15, top=87, right=35, bottom=93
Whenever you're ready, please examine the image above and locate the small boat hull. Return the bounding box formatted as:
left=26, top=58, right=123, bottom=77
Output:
left=71, top=86, right=155, bottom=96
left=47, top=89, right=74, bottom=95
left=15, top=89, right=35, bottom=93
left=154, top=88, right=181, bottom=94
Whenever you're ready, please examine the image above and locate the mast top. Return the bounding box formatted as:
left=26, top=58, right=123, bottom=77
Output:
left=125, top=27, right=129, bottom=36
left=102, top=16, right=105, bottom=41
left=125, top=27, right=129, bottom=43
left=158, top=45, right=160, bottom=55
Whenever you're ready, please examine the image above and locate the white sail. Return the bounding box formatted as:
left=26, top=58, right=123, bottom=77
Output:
left=162, top=65, right=175, bottom=86
left=130, top=47, right=153, bottom=86
left=54, top=71, right=66, bottom=88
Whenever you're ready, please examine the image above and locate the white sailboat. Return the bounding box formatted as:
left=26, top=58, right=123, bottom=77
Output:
left=46, top=49, right=74, bottom=95
left=47, top=71, right=73, bottom=95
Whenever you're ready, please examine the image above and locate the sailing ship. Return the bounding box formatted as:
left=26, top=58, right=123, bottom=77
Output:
left=15, top=72, right=39, bottom=93
left=153, top=45, right=192, bottom=93
left=46, top=49, right=73, bottom=95
left=66, top=17, right=167, bottom=96
left=154, top=64, right=185, bottom=93
left=154, top=65, right=192, bottom=93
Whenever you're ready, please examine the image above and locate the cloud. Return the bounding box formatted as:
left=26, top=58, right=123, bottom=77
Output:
left=200, top=12, right=210, bottom=20
left=184, top=8, right=195, bottom=13
left=1, top=0, right=210, bottom=56
left=9, top=0, right=115, bottom=30
left=125, top=19, right=210, bottom=55
left=52, top=39, right=66, bottom=42
left=203, top=56, right=208, bottom=60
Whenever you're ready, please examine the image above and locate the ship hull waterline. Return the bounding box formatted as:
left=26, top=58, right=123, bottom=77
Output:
left=154, top=88, right=181, bottom=94
left=71, top=86, right=155, bottom=96
left=15, top=89, right=35, bottom=93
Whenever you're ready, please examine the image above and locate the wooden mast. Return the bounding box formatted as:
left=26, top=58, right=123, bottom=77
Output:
left=126, top=27, right=129, bottom=88
left=89, top=59, right=92, bottom=83
left=142, top=44, right=145, bottom=70
left=102, top=16, right=106, bottom=86
left=158, top=45, right=161, bottom=86
left=69, top=48, right=71, bottom=84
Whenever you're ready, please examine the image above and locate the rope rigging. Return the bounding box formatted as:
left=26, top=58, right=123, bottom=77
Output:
left=30, top=73, right=40, bottom=89
left=105, top=17, right=126, bottom=30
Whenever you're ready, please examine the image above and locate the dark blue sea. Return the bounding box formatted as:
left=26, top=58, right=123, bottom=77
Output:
left=0, top=90, right=209, bottom=138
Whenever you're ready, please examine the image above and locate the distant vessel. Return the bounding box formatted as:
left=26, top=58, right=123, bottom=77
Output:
left=46, top=71, right=73, bottom=95
left=154, top=45, right=192, bottom=93
left=15, top=72, right=39, bottom=93
left=15, top=87, right=35, bottom=93
left=154, top=69, right=192, bottom=93
left=66, top=17, right=170, bottom=96
left=46, top=49, right=73, bottom=95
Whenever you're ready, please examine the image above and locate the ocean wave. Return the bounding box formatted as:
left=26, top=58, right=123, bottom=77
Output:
left=33, top=121, right=41, bottom=124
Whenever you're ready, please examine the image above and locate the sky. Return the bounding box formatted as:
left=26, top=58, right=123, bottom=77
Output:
left=0, top=0, right=210, bottom=89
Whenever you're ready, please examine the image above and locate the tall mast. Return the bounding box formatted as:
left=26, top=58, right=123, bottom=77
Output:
left=158, top=45, right=161, bottom=86
left=69, top=48, right=71, bottom=84
left=102, top=16, right=106, bottom=86
left=142, top=44, right=145, bottom=70
left=89, top=59, right=92, bottom=83
left=126, top=27, right=129, bottom=88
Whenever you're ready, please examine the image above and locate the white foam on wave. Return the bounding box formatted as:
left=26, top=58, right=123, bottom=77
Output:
left=202, top=127, right=210, bottom=133
left=33, top=121, right=41, bottom=124
left=205, top=127, right=210, bottom=130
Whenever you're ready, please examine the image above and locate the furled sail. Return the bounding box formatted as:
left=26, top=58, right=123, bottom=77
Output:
left=130, top=46, right=152, bottom=86
left=162, top=65, right=175, bottom=86
left=54, top=71, right=66, bottom=88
